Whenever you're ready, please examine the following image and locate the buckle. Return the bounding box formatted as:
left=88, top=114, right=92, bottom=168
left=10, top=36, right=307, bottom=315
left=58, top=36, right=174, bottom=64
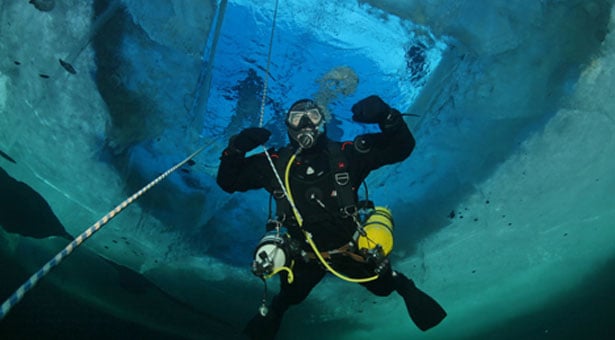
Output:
left=334, top=172, right=350, bottom=186
left=273, top=189, right=286, bottom=199
left=265, top=219, right=283, bottom=231
left=341, top=205, right=357, bottom=217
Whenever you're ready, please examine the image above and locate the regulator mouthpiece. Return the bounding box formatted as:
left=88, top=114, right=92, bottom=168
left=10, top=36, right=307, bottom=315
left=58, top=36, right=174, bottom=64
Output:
left=297, top=131, right=315, bottom=149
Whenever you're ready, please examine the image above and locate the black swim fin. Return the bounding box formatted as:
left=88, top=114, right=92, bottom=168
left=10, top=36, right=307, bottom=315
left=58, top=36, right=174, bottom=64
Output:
left=394, top=272, right=447, bottom=331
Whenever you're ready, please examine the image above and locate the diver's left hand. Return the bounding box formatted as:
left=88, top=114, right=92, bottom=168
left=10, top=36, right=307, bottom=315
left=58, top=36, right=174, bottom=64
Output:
left=351, top=95, right=391, bottom=124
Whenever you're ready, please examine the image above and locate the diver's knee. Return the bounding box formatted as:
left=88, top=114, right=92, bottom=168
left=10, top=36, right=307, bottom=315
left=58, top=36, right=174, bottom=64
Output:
left=369, top=287, right=395, bottom=297
left=273, top=291, right=308, bottom=310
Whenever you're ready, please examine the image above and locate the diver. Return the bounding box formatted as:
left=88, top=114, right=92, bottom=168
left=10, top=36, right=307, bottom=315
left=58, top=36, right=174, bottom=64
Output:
left=217, top=95, right=447, bottom=339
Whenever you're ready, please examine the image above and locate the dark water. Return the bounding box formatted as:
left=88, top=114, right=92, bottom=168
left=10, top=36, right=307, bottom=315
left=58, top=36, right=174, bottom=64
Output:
left=1, top=251, right=613, bottom=339
left=0, top=255, right=178, bottom=340
left=472, top=257, right=615, bottom=340
left=1, top=166, right=613, bottom=339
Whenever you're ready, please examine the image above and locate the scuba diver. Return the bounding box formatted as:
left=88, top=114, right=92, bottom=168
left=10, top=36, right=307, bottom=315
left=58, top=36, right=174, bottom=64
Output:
left=217, top=95, right=447, bottom=339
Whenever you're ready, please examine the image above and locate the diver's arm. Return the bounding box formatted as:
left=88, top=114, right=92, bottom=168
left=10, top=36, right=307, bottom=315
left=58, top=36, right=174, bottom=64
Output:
left=374, top=108, right=415, bottom=163
left=351, top=96, right=415, bottom=168
left=217, top=150, right=271, bottom=193
left=216, top=127, right=272, bottom=193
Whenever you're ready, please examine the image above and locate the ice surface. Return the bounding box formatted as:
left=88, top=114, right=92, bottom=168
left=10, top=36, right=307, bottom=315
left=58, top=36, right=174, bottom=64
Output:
left=1, top=0, right=614, bottom=338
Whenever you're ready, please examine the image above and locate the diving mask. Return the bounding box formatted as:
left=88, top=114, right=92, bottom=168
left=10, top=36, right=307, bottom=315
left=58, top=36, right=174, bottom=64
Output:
left=287, top=108, right=323, bottom=128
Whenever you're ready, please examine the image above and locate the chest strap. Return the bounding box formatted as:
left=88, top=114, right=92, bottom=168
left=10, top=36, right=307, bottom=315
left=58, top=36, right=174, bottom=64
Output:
left=326, top=142, right=356, bottom=216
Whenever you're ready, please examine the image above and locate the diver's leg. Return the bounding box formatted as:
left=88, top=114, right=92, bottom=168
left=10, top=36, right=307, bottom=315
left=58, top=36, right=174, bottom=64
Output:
left=243, top=260, right=325, bottom=339
left=393, top=271, right=447, bottom=331
left=361, top=263, right=396, bottom=297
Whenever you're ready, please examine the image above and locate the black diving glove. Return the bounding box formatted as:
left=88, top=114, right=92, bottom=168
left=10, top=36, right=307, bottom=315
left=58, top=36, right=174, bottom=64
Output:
left=229, top=127, right=271, bottom=154
left=351, top=95, right=392, bottom=124
left=352, top=95, right=402, bottom=131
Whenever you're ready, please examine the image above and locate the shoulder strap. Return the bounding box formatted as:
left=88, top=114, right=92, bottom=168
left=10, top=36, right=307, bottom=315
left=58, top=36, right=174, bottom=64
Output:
left=272, top=146, right=293, bottom=222
left=326, top=142, right=357, bottom=216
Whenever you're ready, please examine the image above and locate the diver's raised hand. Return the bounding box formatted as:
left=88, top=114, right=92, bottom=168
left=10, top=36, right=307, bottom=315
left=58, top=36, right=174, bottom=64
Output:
left=351, top=95, right=391, bottom=124
left=229, top=127, right=271, bottom=153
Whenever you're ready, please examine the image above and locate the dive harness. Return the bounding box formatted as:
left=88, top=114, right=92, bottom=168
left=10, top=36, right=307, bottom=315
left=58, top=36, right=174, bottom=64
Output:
left=252, top=146, right=395, bottom=283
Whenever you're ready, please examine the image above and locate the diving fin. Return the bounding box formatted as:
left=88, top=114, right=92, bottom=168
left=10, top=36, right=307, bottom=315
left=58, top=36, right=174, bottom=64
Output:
left=394, top=272, right=447, bottom=331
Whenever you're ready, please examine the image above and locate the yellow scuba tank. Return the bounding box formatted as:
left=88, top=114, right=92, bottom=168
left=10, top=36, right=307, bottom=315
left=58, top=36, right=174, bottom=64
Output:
left=357, top=206, right=394, bottom=256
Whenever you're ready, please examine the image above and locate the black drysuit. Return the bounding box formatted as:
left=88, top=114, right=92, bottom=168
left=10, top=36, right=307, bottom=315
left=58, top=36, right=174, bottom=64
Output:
left=217, top=118, right=443, bottom=339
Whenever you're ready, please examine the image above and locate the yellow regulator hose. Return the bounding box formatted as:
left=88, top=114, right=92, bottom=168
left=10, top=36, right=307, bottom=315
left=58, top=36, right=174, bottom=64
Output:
left=284, top=152, right=379, bottom=283
left=265, top=265, right=295, bottom=283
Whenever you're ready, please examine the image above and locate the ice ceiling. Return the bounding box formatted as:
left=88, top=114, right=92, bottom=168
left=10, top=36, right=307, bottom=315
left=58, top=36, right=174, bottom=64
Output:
left=1, top=0, right=614, bottom=339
